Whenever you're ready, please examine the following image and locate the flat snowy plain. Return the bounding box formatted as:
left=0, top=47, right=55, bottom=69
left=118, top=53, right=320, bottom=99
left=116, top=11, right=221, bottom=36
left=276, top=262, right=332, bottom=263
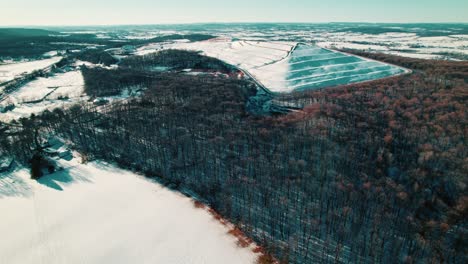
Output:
left=0, top=158, right=258, bottom=264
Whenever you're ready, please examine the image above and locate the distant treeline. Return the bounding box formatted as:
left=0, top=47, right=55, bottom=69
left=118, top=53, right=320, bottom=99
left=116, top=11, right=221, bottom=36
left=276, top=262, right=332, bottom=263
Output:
left=120, top=49, right=234, bottom=72
left=334, top=23, right=468, bottom=37
left=81, top=67, right=153, bottom=97
left=73, top=49, right=118, bottom=66
left=82, top=50, right=236, bottom=97
left=0, top=28, right=109, bottom=58
left=148, top=34, right=215, bottom=43
left=0, top=28, right=215, bottom=59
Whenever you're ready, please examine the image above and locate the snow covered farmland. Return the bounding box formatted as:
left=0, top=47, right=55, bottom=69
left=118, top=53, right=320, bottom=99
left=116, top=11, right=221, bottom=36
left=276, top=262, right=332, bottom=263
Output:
left=0, top=158, right=258, bottom=264
left=251, top=44, right=407, bottom=92
left=0, top=71, right=86, bottom=122
left=6, top=71, right=84, bottom=104
left=137, top=39, right=296, bottom=68
left=214, top=26, right=468, bottom=61
left=315, top=33, right=468, bottom=60
left=154, top=39, right=406, bottom=93
left=0, top=57, right=62, bottom=84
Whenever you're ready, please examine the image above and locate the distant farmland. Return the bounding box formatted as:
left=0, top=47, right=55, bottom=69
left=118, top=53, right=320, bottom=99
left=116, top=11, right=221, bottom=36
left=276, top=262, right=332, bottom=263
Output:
left=250, top=44, right=408, bottom=92
left=149, top=40, right=407, bottom=93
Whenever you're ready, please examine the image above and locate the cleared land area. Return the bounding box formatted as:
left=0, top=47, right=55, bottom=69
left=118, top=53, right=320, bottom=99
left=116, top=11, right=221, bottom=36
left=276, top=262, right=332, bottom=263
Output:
left=0, top=57, right=62, bottom=83
left=0, top=71, right=85, bottom=122
left=153, top=39, right=406, bottom=93
left=0, top=158, right=258, bottom=264
left=253, top=44, right=407, bottom=92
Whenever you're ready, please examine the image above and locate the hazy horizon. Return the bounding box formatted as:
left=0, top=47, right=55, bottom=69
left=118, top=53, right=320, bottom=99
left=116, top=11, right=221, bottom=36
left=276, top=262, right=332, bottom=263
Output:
left=2, top=22, right=468, bottom=28
left=1, top=0, right=467, bottom=26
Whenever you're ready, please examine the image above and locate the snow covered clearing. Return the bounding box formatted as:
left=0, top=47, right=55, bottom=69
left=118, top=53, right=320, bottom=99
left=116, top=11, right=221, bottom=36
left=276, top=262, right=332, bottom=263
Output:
left=0, top=158, right=258, bottom=264
left=316, top=41, right=390, bottom=51
left=0, top=57, right=63, bottom=83
left=5, top=71, right=84, bottom=104
left=135, top=43, right=166, bottom=56
left=386, top=52, right=443, bottom=60
left=73, top=60, right=118, bottom=69
left=261, top=45, right=406, bottom=92
left=0, top=71, right=86, bottom=122
left=139, top=39, right=295, bottom=69
left=212, top=28, right=468, bottom=60
left=314, top=33, right=468, bottom=58
left=154, top=39, right=405, bottom=93
left=43, top=51, right=60, bottom=58
left=0, top=100, right=83, bottom=122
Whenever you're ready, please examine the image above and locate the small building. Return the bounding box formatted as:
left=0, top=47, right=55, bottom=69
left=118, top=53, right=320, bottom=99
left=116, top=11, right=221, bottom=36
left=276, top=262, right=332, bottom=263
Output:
left=43, top=137, right=72, bottom=160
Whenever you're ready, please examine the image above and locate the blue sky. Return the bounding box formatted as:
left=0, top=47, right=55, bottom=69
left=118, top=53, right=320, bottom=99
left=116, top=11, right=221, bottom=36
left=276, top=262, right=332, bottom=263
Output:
left=1, top=0, right=466, bottom=25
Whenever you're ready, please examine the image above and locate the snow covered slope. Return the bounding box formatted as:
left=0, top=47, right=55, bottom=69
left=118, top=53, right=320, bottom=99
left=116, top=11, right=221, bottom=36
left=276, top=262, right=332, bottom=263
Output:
left=0, top=71, right=86, bottom=122
left=315, top=33, right=468, bottom=60
left=138, top=39, right=295, bottom=70
left=154, top=39, right=406, bottom=93
left=6, top=71, right=84, bottom=104
left=0, top=159, right=258, bottom=264
left=251, top=44, right=407, bottom=92
left=0, top=57, right=62, bottom=83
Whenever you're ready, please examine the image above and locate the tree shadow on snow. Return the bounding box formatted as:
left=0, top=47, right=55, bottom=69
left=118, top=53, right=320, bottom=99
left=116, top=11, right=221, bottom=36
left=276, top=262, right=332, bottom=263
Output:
left=37, top=166, right=91, bottom=191
left=0, top=169, right=33, bottom=198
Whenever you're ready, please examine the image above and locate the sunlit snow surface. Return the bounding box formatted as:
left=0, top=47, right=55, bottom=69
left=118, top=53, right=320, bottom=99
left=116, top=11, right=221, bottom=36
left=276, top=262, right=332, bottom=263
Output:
left=0, top=57, right=62, bottom=83
left=0, top=158, right=258, bottom=264
left=254, top=45, right=406, bottom=92
left=7, top=71, right=84, bottom=104
left=150, top=40, right=406, bottom=93
left=0, top=71, right=86, bottom=122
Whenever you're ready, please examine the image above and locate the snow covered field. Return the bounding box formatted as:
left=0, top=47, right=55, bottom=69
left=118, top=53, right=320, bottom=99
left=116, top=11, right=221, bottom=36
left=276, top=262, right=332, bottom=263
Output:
left=138, top=39, right=296, bottom=69
left=250, top=33, right=461, bottom=61
left=6, top=71, right=84, bottom=104
left=50, top=24, right=468, bottom=62
left=147, top=39, right=405, bottom=93
left=0, top=57, right=62, bottom=83
left=315, top=34, right=468, bottom=60
left=0, top=71, right=86, bottom=122
left=251, top=44, right=406, bottom=92
left=0, top=158, right=258, bottom=264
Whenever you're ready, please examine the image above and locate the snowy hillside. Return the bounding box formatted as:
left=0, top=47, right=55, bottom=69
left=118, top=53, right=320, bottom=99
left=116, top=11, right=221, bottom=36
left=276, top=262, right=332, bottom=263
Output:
left=0, top=57, right=63, bottom=83
left=0, top=158, right=258, bottom=264
left=148, top=39, right=406, bottom=93
left=251, top=45, right=407, bottom=92
left=6, top=71, right=84, bottom=104
left=0, top=70, right=86, bottom=122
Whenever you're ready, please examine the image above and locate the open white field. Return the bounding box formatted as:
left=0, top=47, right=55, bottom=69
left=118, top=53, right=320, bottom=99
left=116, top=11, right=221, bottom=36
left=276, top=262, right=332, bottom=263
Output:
left=251, top=44, right=407, bottom=92
left=148, top=39, right=406, bottom=93
left=315, top=34, right=468, bottom=60
left=5, top=71, right=84, bottom=104
left=138, top=39, right=296, bottom=69
left=0, top=158, right=258, bottom=264
left=0, top=71, right=86, bottom=122
left=0, top=100, right=80, bottom=122
left=0, top=57, right=63, bottom=83
left=222, top=29, right=468, bottom=60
